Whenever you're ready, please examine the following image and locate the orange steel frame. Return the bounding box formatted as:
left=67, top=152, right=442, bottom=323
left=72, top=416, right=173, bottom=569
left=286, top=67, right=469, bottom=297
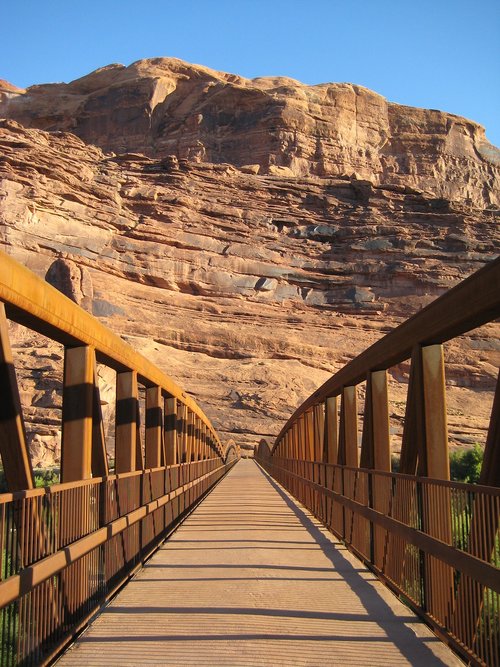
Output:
left=0, top=251, right=238, bottom=665
left=256, top=257, right=500, bottom=667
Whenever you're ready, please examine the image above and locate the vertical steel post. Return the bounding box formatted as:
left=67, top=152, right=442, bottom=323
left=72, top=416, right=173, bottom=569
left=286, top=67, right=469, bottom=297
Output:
left=325, top=396, right=338, bottom=464
left=145, top=386, right=163, bottom=469
left=164, top=397, right=177, bottom=465
left=61, top=346, right=94, bottom=482
left=421, top=344, right=453, bottom=625
left=91, top=357, right=108, bottom=477
left=115, top=370, right=138, bottom=473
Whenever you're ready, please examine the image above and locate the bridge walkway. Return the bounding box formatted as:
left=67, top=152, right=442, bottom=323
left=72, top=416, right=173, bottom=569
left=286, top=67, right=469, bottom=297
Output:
left=57, top=460, right=461, bottom=666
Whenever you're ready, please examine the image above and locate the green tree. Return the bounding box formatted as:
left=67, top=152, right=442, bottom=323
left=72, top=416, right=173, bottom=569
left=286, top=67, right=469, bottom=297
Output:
left=449, top=444, right=483, bottom=484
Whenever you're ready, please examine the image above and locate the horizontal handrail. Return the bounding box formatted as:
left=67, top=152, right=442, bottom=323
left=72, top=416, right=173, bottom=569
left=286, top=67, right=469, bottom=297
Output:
left=0, top=249, right=241, bottom=665
left=0, top=456, right=237, bottom=665
left=0, top=249, right=220, bottom=446
left=0, top=460, right=236, bottom=610
left=276, top=256, right=500, bottom=443
left=261, top=459, right=500, bottom=592
left=256, top=455, right=500, bottom=666
left=283, top=460, right=500, bottom=495
left=0, top=458, right=223, bottom=503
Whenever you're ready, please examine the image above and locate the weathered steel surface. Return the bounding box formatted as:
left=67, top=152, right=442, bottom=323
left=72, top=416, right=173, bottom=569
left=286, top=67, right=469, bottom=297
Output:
left=0, top=243, right=498, bottom=666
left=61, top=345, right=94, bottom=482
left=0, top=459, right=237, bottom=665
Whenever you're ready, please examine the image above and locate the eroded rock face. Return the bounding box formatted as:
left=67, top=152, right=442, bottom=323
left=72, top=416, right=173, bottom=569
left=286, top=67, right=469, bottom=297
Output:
left=1, top=58, right=499, bottom=209
left=45, top=257, right=93, bottom=310
left=0, top=117, right=498, bottom=460
left=0, top=79, right=25, bottom=105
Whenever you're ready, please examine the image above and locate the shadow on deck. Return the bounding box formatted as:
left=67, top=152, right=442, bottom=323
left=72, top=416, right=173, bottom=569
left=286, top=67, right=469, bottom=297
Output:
left=58, top=460, right=460, bottom=666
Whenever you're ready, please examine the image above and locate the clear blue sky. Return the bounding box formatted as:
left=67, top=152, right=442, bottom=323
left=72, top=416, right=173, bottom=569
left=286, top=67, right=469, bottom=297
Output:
left=2, top=0, right=499, bottom=146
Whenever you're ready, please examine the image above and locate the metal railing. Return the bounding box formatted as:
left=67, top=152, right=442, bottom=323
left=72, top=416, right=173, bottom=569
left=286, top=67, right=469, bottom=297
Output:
left=256, top=257, right=500, bottom=667
left=0, top=250, right=238, bottom=664
left=0, top=459, right=235, bottom=665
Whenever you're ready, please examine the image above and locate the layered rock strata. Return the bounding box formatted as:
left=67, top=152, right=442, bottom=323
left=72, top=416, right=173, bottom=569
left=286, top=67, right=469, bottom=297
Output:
left=0, top=115, right=498, bottom=462
left=1, top=58, right=499, bottom=209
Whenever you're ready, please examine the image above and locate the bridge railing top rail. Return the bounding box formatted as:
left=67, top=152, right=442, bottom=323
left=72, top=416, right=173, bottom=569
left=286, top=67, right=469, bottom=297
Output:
left=272, top=457, right=500, bottom=494
left=276, top=256, right=500, bottom=443
left=0, top=249, right=222, bottom=451
left=0, top=457, right=223, bottom=503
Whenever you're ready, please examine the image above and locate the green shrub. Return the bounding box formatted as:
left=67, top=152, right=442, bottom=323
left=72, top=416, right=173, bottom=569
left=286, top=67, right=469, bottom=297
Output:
left=0, top=468, right=60, bottom=493
left=33, top=468, right=60, bottom=487
left=449, top=444, right=483, bottom=484
left=390, top=444, right=484, bottom=483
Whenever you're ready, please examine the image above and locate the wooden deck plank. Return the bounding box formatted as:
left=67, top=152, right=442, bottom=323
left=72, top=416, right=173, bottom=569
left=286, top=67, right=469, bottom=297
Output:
left=57, top=460, right=462, bottom=666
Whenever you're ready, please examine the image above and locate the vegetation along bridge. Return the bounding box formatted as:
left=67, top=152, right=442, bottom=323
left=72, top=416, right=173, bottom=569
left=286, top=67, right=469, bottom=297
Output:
left=0, top=251, right=499, bottom=666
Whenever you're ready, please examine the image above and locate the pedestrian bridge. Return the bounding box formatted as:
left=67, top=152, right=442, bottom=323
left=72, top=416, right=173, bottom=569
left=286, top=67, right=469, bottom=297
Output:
left=0, top=251, right=499, bottom=666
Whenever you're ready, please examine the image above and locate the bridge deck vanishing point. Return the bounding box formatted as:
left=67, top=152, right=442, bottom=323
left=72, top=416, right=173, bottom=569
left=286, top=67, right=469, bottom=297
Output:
left=57, top=460, right=461, bottom=666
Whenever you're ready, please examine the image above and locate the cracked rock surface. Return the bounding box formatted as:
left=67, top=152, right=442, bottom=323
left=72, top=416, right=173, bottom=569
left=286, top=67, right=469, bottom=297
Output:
left=0, top=59, right=498, bottom=462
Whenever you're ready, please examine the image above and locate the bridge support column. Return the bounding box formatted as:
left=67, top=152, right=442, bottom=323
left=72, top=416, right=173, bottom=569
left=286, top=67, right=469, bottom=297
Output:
left=294, top=417, right=300, bottom=461
left=91, top=356, right=108, bottom=477
left=186, top=409, right=194, bottom=463
left=323, top=396, right=339, bottom=531
left=61, top=345, right=94, bottom=482
left=60, top=345, right=94, bottom=623
left=481, top=369, right=500, bottom=487
left=421, top=344, right=454, bottom=624
left=178, top=403, right=188, bottom=464
left=198, top=418, right=204, bottom=460
left=339, top=386, right=358, bottom=541
left=324, top=396, right=338, bottom=464
left=145, top=385, right=163, bottom=469
left=278, top=432, right=284, bottom=458
left=421, top=345, right=449, bottom=479
left=164, top=397, right=177, bottom=465
left=339, top=386, right=358, bottom=467
left=361, top=371, right=391, bottom=569
left=313, top=404, right=324, bottom=462
left=115, top=370, right=139, bottom=473
left=297, top=416, right=304, bottom=461
left=193, top=416, right=199, bottom=461
left=196, top=417, right=202, bottom=460
left=288, top=424, right=294, bottom=460
left=304, top=409, right=315, bottom=461
left=0, top=302, right=37, bottom=582
left=359, top=370, right=391, bottom=470
left=394, top=345, right=453, bottom=612
left=204, top=423, right=209, bottom=460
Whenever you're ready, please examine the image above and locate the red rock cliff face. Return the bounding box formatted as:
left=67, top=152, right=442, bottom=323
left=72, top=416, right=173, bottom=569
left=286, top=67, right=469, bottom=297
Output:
left=1, top=58, right=499, bottom=209
left=0, top=59, right=498, bottom=463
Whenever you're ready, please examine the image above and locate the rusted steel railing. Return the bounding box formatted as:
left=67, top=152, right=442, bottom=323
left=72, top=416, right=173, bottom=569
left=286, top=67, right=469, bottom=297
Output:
left=256, top=257, right=500, bottom=667
left=0, top=250, right=238, bottom=665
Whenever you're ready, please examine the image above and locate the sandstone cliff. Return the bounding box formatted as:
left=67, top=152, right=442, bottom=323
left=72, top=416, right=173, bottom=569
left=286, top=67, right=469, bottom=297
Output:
left=1, top=58, right=499, bottom=209
left=0, top=59, right=498, bottom=464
